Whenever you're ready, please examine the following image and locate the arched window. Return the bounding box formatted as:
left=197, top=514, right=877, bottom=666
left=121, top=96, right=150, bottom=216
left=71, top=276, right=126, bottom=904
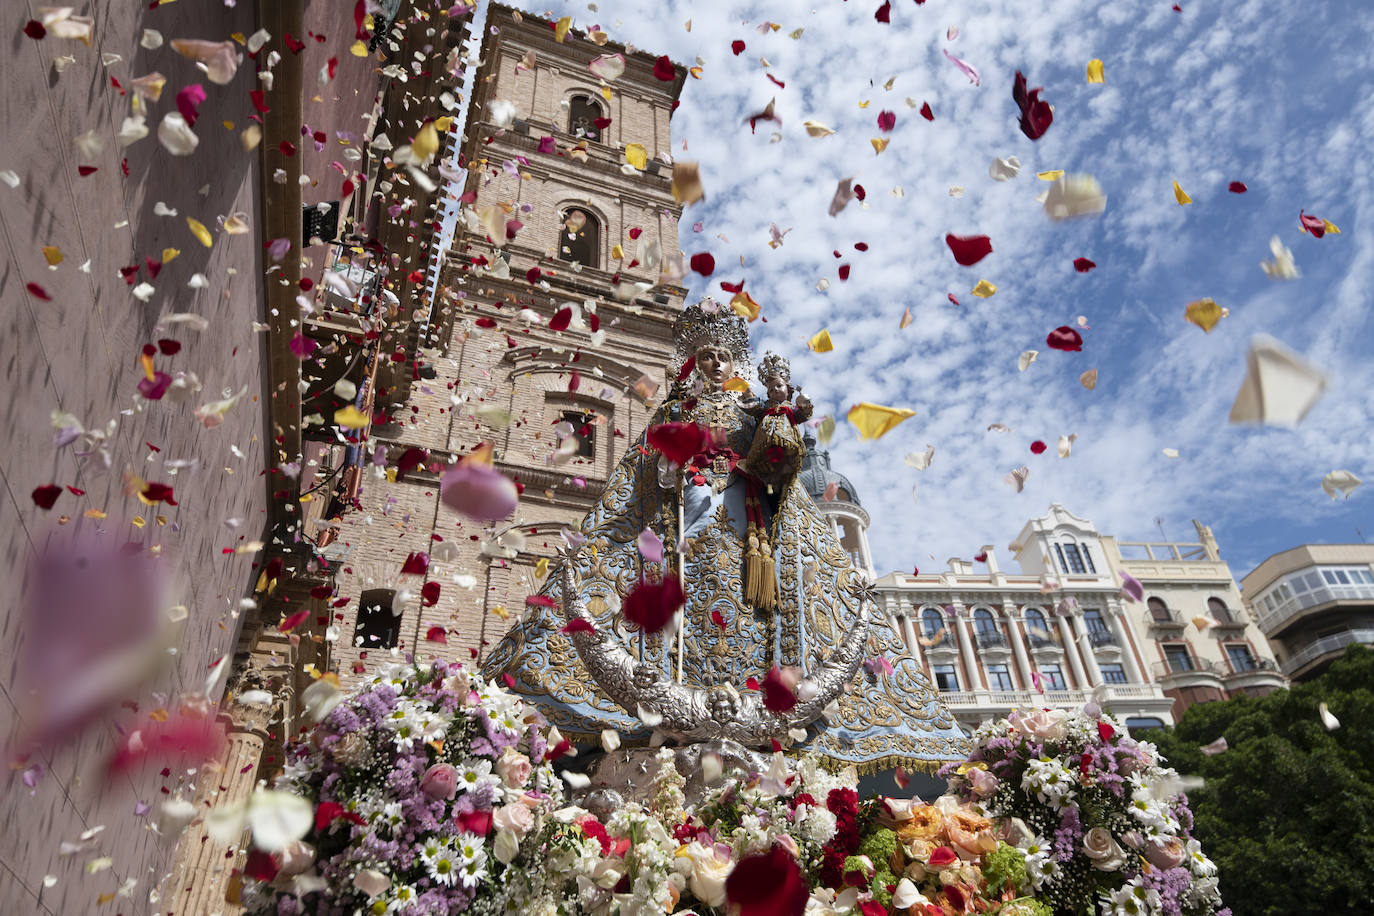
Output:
left=1148, top=596, right=1172, bottom=622
left=974, top=608, right=997, bottom=635
left=920, top=608, right=945, bottom=640
left=559, top=208, right=599, bottom=268
left=1024, top=607, right=1051, bottom=646
left=568, top=95, right=605, bottom=141
left=356, top=588, right=402, bottom=649
left=1207, top=596, right=1233, bottom=623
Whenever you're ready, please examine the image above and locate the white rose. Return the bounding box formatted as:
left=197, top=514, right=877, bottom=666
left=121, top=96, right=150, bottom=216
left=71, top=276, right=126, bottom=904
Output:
left=676, top=842, right=733, bottom=908
left=494, top=829, right=520, bottom=864
left=1082, top=827, right=1129, bottom=872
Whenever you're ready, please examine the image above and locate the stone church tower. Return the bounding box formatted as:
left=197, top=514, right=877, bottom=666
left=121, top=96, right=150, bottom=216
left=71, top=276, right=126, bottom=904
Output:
left=327, top=5, right=690, bottom=677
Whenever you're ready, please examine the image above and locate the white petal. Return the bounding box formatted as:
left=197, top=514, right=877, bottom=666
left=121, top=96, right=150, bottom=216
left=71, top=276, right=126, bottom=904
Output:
left=247, top=790, right=313, bottom=851
left=1319, top=702, right=1340, bottom=731
left=600, top=729, right=621, bottom=752
left=157, top=112, right=200, bottom=156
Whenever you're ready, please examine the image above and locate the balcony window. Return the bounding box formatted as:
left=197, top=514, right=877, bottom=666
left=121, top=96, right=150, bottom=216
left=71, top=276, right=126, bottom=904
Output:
left=932, top=664, right=960, bottom=691
left=1024, top=607, right=1053, bottom=647
left=1038, top=664, right=1066, bottom=691
left=1163, top=644, right=1195, bottom=673
left=1207, top=597, right=1233, bottom=624
left=1100, top=663, right=1128, bottom=684
left=559, top=208, right=600, bottom=269
left=1055, top=543, right=1088, bottom=574
left=1084, top=608, right=1109, bottom=634
left=1148, top=597, right=1172, bottom=623
left=987, top=664, right=1014, bottom=690
left=356, top=588, right=402, bottom=649
left=568, top=94, right=605, bottom=141
left=921, top=608, right=946, bottom=643
left=1226, top=644, right=1257, bottom=672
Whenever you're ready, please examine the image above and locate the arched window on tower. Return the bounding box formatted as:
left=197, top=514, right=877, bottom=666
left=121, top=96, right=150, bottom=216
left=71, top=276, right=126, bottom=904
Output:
left=568, top=95, right=605, bottom=141
left=559, top=208, right=599, bottom=269
left=1148, top=596, right=1172, bottom=623
left=1207, top=596, right=1233, bottom=624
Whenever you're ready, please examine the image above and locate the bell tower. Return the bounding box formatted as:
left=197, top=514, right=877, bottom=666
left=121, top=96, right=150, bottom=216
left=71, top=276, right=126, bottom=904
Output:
left=328, top=5, right=690, bottom=678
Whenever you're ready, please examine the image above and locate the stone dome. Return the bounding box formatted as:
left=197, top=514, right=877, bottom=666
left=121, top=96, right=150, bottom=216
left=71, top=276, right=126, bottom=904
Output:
left=800, top=431, right=862, bottom=507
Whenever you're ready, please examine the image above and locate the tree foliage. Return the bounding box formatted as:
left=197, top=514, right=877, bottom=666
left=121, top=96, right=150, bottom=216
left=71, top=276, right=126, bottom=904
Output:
left=1148, top=645, right=1374, bottom=916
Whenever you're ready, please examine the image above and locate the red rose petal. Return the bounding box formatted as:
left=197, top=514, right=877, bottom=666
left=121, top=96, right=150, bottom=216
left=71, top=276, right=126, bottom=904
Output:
left=244, top=849, right=280, bottom=883
left=731, top=40, right=746, bottom=55
left=1030, top=440, right=1047, bottom=455
left=157, top=338, right=180, bottom=355
left=77, top=166, right=98, bottom=177
left=711, top=609, right=727, bottom=632
left=838, top=264, right=851, bottom=281
left=945, top=234, right=993, bottom=266
left=32, top=484, right=62, bottom=510
left=877, top=110, right=896, bottom=132
left=561, top=618, right=595, bottom=634
left=278, top=141, right=297, bottom=157
left=141, top=482, right=177, bottom=505
left=1073, top=257, right=1096, bottom=272
left=623, top=576, right=686, bottom=634
left=853, top=184, right=866, bottom=201
left=1228, top=181, right=1247, bottom=193
left=628, top=227, right=642, bottom=239
left=920, top=101, right=934, bottom=121
left=762, top=665, right=798, bottom=712
left=26, top=282, right=52, bottom=300
left=1013, top=71, right=1053, bottom=140
left=648, top=422, right=709, bottom=465
left=689, top=252, right=715, bottom=276
left=526, top=595, right=557, bottom=608
left=1299, top=209, right=1327, bottom=237
left=525, top=266, right=542, bottom=284
left=854, top=242, right=869, bottom=252
left=279, top=610, right=309, bottom=633
left=928, top=846, right=958, bottom=867
left=720, top=279, right=745, bottom=294
left=974, top=551, right=988, bottom=563
left=24, top=20, right=46, bottom=39
left=425, top=625, right=447, bottom=643
left=1046, top=326, right=1083, bottom=352
left=395, top=446, right=427, bottom=478
left=875, top=1, right=891, bottom=23
left=1098, top=720, right=1116, bottom=742
left=548, top=307, right=572, bottom=331
left=746, top=676, right=761, bottom=690
left=653, top=55, right=676, bottom=81
left=676, top=356, right=696, bottom=381
left=947, top=293, right=960, bottom=306
left=726, top=845, right=810, bottom=916
left=401, top=551, right=429, bottom=575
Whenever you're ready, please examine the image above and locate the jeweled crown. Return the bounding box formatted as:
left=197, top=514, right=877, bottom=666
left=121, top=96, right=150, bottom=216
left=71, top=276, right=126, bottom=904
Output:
left=757, top=351, right=790, bottom=385
left=672, top=299, right=752, bottom=375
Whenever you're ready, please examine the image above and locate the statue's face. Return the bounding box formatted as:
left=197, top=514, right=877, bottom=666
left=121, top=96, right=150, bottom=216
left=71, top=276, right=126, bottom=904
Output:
left=693, top=344, right=734, bottom=389
left=764, top=375, right=789, bottom=403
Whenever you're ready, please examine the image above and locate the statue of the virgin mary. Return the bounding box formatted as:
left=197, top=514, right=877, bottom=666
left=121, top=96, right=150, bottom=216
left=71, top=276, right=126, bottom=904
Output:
left=482, top=302, right=967, bottom=772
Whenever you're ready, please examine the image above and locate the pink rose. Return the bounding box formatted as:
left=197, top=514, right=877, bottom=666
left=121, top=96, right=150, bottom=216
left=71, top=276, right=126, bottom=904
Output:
left=492, top=802, right=535, bottom=839
left=420, top=763, right=459, bottom=800
left=967, top=767, right=1000, bottom=798
left=496, top=748, right=533, bottom=789
left=1145, top=837, right=1186, bottom=870
left=1019, top=708, right=1068, bottom=743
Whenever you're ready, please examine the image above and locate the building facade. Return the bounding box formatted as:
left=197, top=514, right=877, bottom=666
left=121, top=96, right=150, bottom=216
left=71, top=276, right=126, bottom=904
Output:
left=1096, top=517, right=1287, bottom=711
left=315, top=5, right=690, bottom=680
left=1240, top=543, right=1374, bottom=681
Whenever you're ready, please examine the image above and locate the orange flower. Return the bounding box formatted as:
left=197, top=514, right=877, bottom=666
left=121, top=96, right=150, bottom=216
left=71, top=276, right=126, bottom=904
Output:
left=896, top=804, right=945, bottom=843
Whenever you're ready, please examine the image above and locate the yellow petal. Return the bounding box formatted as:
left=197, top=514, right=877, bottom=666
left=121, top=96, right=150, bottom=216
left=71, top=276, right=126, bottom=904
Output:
left=971, top=279, right=998, bottom=298
left=385, top=467, right=397, bottom=483
left=871, top=137, right=890, bottom=155
left=412, top=121, right=439, bottom=163
left=492, top=604, right=510, bottom=620
left=899, top=307, right=913, bottom=329
left=1086, top=59, right=1105, bottom=83
left=817, top=415, right=836, bottom=445
left=847, top=403, right=916, bottom=440
left=858, top=100, right=870, bottom=109
left=84, top=508, right=107, bottom=519
left=624, top=142, right=647, bottom=170
left=554, top=16, right=572, bottom=42
left=1036, top=169, right=1064, bottom=181
left=131, top=516, right=146, bottom=528
left=611, top=244, right=625, bottom=260
left=688, top=66, right=703, bottom=80
left=807, top=328, right=834, bottom=352
left=434, top=116, right=454, bottom=133
left=42, top=245, right=64, bottom=266
left=803, top=120, right=835, bottom=138
left=186, top=217, right=212, bottom=247
left=535, top=557, right=549, bottom=578
left=349, top=39, right=368, bottom=57
left=1184, top=298, right=1225, bottom=332
left=333, top=405, right=369, bottom=428
left=1080, top=369, right=1098, bottom=390
left=730, top=291, right=761, bottom=321
left=671, top=161, right=704, bottom=205
left=722, top=376, right=750, bottom=392
left=1323, top=219, right=1341, bottom=235
left=1173, top=180, right=1192, bottom=205
left=162, top=247, right=180, bottom=263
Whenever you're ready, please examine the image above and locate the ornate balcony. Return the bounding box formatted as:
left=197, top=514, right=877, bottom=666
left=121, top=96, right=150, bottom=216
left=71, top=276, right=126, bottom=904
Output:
left=975, top=631, right=1007, bottom=651
left=1087, top=628, right=1117, bottom=648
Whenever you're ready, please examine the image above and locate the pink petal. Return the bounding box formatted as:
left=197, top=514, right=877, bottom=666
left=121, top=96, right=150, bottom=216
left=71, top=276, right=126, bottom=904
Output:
left=941, top=49, right=980, bottom=85
left=1119, top=571, right=1144, bottom=602
left=637, top=528, right=664, bottom=563
left=440, top=462, right=519, bottom=522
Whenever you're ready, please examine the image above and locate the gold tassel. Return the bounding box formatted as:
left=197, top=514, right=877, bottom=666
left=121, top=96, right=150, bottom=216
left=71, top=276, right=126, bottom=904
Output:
left=757, top=533, right=777, bottom=611
left=744, top=525, right=763, bottom=607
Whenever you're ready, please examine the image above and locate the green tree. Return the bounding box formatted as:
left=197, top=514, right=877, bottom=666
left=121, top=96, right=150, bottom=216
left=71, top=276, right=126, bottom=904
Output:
left=1148, top=644, right=1374, bottom=916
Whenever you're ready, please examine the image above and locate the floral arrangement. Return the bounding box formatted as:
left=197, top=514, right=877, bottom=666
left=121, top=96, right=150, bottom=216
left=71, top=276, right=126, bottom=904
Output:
left=240, top=660, right=565, bottom=916
left=239, top=668, right=1226, bottom=916
left=942, top=707, right=1228, bottom=916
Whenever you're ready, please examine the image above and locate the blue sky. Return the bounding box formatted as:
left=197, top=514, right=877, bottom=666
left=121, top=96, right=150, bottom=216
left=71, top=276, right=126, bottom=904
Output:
left=475, top=0, right=1374, bottom=580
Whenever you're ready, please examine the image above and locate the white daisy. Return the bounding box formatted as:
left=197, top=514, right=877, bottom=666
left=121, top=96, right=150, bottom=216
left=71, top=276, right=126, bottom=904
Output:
left=458, top=758, right=493, bottom=793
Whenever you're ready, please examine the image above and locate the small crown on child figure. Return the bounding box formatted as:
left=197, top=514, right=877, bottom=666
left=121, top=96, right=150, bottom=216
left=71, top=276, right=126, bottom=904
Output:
left=757, top=351, right=790, bottom=386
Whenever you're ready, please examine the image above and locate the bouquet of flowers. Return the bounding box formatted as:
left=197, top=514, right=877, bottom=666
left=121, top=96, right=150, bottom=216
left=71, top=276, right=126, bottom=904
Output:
left=240, top=660, right=565, bottom=916
left=942, top=707, right=1228, bottom=916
